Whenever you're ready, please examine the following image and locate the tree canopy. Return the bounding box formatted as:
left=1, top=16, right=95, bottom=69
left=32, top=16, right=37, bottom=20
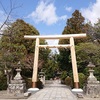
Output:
left=63, top=10, right=85, bottom=35
left=76, top=42, right=100, bottom=70
left=58, top=10, right=88, bottom=74
left=58, top=10, right=100, bottom=80
left=0, top=19, right=50, bottom=73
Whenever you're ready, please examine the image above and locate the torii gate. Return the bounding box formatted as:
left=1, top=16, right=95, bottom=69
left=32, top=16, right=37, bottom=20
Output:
left=24, top=33, right=86, bottom=89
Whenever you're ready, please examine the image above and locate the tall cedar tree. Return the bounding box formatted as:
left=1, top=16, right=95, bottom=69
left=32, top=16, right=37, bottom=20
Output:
left=58, top=10, right=89, bottom=74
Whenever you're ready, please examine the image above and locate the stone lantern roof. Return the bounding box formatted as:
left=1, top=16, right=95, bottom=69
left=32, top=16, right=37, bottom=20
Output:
left=87, top=62, right=95, bottom=68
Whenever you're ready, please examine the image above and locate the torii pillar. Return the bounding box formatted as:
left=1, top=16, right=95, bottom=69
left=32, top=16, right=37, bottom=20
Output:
left=32, top=38, right=39, bottom=87
left=70, top=37, right=79, bottom=88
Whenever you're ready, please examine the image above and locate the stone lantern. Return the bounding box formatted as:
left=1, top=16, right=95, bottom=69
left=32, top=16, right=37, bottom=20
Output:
left=39, top=71, right=45, bottom=85
left=85, top=62, right=100, bottom=98
left=87, top=62, right=97, bottom=83
left=7, top=62, right=26, bottom=95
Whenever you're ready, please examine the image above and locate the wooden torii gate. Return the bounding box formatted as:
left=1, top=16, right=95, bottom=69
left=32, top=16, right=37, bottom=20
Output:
left=24, top=33, right=86, bottom=89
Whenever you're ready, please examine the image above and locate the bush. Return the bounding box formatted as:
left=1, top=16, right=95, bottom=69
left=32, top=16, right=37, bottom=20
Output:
left=78, top=73, right=86, bottom=88
left=65, top=76, right=73, bottom=88
left=25, top=79, right=43, bottom=89
left=60, top=71, right=67, bottom=84
left=25, top=78, right=32, bottom=89
left=37, top=79, right=43, bottom=89
left=60, top=71, right=67, bottom=80
left=0, top=72, right=7, bottom=90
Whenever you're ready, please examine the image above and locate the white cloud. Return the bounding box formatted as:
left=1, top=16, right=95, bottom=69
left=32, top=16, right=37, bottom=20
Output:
left=28, top=1, right=67, bottom=25
left=81, top=0, right=100, bottom=24
left=46, top=39, right=59, bottom=45
left=65, top=6, right=72, bottom=12
left=46, top=39, right=59, bottom=53
left=59, top=15, right=67, bottom=20
left=0, top=10, right=7, bottom=31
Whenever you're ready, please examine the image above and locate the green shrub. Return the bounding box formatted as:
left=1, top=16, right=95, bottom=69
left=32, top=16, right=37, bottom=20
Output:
left=78, top=73, right=86, bottom=88
left=60, top=71, right=67, bottom=81
left=0, top=72, right=7, bottom=90
left=25, top=78, right=32, bottom=89
left=65, top=76, right=73, bottom=88
left=37, top=79, right=43, bottom=89
left=60, top=71, right=67, bottom=84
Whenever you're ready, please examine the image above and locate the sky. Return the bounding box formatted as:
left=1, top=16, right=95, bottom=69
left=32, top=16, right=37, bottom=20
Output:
left=0, top=0, right=100, bottom=52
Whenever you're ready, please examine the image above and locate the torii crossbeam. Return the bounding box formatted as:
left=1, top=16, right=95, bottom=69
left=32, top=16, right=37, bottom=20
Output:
left=24, top=33, right=86, bottom=88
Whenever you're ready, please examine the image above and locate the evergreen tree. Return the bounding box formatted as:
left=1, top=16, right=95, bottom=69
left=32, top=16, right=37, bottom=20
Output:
left=43, top=53, right=59, bottom=80
left=58, top=10, right=89, bottom=75
left=94, top=19, right=100, bottom=44
left=0, top=19, right=50, bottom=77
left=62, top=10, right=90, bottom=44
left=76, top=42, right=100, bottom=80
left=63, top=10, right=85, bottom=35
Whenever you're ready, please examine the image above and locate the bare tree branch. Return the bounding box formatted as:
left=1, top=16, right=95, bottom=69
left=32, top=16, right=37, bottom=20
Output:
left=0, top=0, right=22, bottom=31
left=0, top=1, right=7, bottom=14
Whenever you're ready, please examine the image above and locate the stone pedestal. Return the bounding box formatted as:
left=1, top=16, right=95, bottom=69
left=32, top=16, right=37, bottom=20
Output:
left=72, top=88, right=83, bottom=94
left=85, top=82, right=100, bottom=98
left=7, top=68, right=26, bottom=95
left=8, top=83, right=26, bottom=94
left=84, top=62, right=100, bottom=98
